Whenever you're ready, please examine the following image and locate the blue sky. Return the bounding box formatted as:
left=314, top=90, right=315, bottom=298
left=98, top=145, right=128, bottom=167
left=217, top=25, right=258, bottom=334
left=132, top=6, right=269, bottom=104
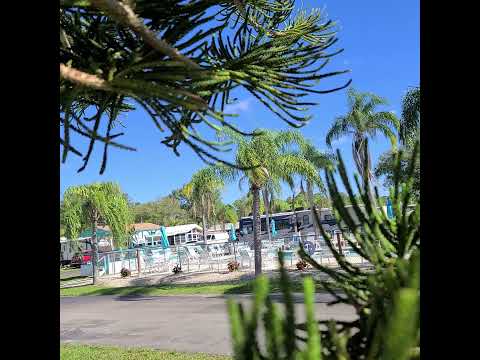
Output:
left=60, top=0, right=419, bottom=204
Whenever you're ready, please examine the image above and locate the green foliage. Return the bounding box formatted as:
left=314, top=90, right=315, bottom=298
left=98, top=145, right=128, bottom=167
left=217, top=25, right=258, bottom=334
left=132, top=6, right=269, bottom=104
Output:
left=60, top=200, right=66, bottom=236
left=285, top=192, right=308, bottom=209
left=62, top=182, right=133, bottom=247
left=218, top=128, right=322, bottom=273
left=60, top=0, right=350, bottom=173
left=326, top=88, right=400, bottom=183
left=375, top=147, right=420, bottom=200
left=227, top=141, right=420, bottom=359
left=60, top=343, right=231, bottom=360
left=219, top=128, right=321, bottom=190
left=233, top=193, right=267, bottom=217
left=313, top=193, right=331, bottom=208
left=130, top=196, right=193, bottom=225
left=184, top=167, right=225, bottom=228
left=399, top=87, right=420, bottom=148
left=232, top=196, right=254, bottom=218
left=217, top=204, right=239, bottom=226
left=376, top=86, right=420, bottom=199
left=270, top=198, right=291, bottom=213
left=231, top=190, right=331, bottom=217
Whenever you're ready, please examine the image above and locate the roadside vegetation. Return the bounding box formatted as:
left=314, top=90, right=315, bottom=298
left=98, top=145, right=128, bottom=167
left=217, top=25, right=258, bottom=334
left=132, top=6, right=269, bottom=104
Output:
left=60, top=344, right=231, bottom=360
left=60, top=278, right=323, bottom=297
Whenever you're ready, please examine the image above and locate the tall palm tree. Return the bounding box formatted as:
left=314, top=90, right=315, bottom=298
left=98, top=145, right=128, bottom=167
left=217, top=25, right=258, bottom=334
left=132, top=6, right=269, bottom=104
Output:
left=399, top=86, right=420, bottom=148
left=62, top=182, right=132, bottom=284
left=326, top=88, right=400, bottom=188
left=261, top=179, right=282, bottom=241
left=298, top=141, right=335, bottom=239
left=218, top=129, right=319, bottom=275
left=375, top=86, right=421, bottom=198
left=185, top=167, right=224, bottom=242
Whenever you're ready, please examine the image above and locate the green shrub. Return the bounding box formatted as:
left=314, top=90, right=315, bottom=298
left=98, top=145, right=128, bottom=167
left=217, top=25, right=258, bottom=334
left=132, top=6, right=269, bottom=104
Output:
left=227, top=143, right=420, bottom=359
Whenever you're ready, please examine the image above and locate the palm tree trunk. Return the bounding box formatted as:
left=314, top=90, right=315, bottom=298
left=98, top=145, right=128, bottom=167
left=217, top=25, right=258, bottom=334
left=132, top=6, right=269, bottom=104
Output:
left=201, top=194, right=207, bottom=243
left=252, top=184, right=262, bottom=275
left=291, top=189, right=298, bottom=234
left=91, top=211, right=98, bottom=285
left=353, top=136, right=376, bottom=204
left=336, top=232, right=343, bottom=255
left=262, top=189, right=272, bottom=241
left=306, top=181, right=320, bottom=240
left=202, top=212, right=207, bottom=243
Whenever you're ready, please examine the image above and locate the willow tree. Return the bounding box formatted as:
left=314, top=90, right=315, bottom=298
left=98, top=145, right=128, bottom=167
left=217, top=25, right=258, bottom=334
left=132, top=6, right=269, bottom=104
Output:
left=62, top=182, right=132, bottom=284
left=218, top=129, right=319, bottom=275
left=60, top=0, right=350, bottom=174
left=326, top=88, right=400, bottom=190
left=184, top=167, right=225, bottom=241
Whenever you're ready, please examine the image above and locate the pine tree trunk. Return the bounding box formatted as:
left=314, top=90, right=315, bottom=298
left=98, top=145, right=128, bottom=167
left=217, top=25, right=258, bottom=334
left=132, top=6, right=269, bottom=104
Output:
left=252, top=184, right=262, bottom=275
left=91, top=212, right=98, bottom=285
left=306, top=181, right=320, bottom=240
left=262, top=189, right=272, bottom=241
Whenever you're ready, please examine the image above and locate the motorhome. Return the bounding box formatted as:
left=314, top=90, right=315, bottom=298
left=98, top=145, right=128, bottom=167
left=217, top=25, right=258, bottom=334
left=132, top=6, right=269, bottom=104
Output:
left=238, top=208, right=338, bottom=240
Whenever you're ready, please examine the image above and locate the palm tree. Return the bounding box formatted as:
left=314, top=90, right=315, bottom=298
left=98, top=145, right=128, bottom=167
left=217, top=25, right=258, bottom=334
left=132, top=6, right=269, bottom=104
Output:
left=399, top=86, right=420, bottom=148
left=375, top=86, right=421, bottom=198
left=218, top=129, right=319, bottom=275
left=62, top=182, right=132, bottom=284
left=326, top=88, right=400, bottom=188
left=298, top=141, right=335, bottom=239
left=185, top=167, right=224, bottom=242
left=261, top=179, right=282, bottom=241
left=216, top=204, right=239, bottom=231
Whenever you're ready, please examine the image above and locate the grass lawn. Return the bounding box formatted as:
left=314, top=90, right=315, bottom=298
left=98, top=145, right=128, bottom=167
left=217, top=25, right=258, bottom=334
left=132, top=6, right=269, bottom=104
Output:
left=59, top=277, right=322, bottom=297
left=60, top=344, right=231, bottom=360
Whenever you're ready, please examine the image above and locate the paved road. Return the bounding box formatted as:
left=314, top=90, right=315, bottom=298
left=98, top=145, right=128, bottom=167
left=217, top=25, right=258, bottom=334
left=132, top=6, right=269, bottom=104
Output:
left=61, top=294, right=356, bottom=355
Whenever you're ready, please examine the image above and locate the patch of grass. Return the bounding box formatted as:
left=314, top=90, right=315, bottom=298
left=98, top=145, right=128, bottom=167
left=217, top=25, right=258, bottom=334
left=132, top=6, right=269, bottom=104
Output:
left=60, top=278, right=323, bottom=297
left=60, top=281, right=253, bottom=297
left=60, top=343, right=231, bottom=360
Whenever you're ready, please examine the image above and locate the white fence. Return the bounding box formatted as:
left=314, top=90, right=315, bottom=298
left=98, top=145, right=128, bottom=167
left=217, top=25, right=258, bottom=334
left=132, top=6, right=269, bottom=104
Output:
left=86, top=235, right=367, bottom=278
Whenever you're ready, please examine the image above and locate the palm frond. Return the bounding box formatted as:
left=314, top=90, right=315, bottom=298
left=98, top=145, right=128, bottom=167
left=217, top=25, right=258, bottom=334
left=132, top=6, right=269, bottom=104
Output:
left=400, top=86, right=420, bottom=147
left=325, top=115, right=351, bottom=147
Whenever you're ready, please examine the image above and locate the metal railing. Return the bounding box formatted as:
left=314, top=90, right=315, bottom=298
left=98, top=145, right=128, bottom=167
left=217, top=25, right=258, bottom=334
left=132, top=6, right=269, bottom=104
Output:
left=91, top=236, right=368, bottom=278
